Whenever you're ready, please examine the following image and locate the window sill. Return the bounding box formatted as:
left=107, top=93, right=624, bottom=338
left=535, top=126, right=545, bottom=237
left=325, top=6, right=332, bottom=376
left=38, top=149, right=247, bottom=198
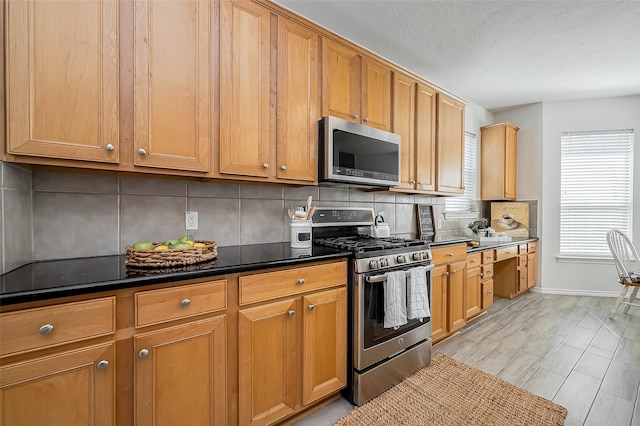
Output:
left=555, top=254, right=613, bottom=264
left=443, top=211, right=479, bottom=220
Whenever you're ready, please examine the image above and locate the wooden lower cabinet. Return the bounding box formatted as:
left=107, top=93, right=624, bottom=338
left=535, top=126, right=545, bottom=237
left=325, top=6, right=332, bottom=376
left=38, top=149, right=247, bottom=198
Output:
left=0, top=342, right=116, bottom=425
left=481, top=280, right=494, bottom=309
left=430, top=253, right=466, bottom=343
left=238, top=287, right=347, bottom=426
left=465, top=263, right=482, bottom=319
left=527, top=252, right=537, bottom=288
left=134, top=316, right=227, bottom=426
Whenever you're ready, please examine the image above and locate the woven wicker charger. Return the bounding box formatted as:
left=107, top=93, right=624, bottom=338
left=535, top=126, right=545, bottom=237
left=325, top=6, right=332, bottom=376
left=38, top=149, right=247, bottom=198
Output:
left=125, top=240, right=217, bottom=268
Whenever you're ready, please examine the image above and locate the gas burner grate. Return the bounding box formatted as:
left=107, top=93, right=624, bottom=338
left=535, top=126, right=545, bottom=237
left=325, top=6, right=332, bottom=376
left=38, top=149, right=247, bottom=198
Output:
left=314, top=236, right=429, bottom=253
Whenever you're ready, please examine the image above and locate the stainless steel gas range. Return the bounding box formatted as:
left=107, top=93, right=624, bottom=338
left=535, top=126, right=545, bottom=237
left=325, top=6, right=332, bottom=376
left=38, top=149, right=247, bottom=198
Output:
left=312, top=207, right=434, bottom=406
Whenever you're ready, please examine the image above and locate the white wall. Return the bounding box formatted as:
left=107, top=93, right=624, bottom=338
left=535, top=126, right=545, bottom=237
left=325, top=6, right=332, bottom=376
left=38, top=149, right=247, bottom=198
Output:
left=497, top=95, right=640, bottom=296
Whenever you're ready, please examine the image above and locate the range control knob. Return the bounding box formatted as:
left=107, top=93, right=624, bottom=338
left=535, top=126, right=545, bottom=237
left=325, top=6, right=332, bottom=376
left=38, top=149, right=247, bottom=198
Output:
left=422, top=251, right=430, bottom=260
left=369, top=259, right=380, bottom=270
left=380, top=258, right=389, bottom=267
left=396, top=255, right=407, bottom=264
left=412, top=253, right=421, bottom=261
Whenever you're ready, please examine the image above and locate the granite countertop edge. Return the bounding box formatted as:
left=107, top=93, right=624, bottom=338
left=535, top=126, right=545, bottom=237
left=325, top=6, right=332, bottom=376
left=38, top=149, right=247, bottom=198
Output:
left=0, top=248, right=350, bottom=307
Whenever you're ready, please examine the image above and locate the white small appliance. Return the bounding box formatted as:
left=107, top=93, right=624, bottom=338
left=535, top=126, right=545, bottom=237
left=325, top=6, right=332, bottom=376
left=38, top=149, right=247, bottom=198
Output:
left=290, top=220, right=313, bottom=248
left=371, top=215, right=390, bottom=238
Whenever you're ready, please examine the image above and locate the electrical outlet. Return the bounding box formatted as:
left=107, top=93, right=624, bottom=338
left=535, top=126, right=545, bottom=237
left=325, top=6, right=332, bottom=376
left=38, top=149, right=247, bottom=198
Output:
left=185, top=211, right=198, bottom=230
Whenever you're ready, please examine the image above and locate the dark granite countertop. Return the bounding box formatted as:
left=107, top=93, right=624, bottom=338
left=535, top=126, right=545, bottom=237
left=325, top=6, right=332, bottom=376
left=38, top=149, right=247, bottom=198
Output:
left=0, top=243, right=350, bottom=306
left=466, top=237, right=539, bottom=253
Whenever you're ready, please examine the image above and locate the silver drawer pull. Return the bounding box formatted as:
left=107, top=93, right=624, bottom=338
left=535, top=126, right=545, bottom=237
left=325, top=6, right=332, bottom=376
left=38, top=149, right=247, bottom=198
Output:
left=288, top=310, right=295, bottom=317
left=308, top=305, right=315, bottom=311
left=138, top=349, right=149, bottom=358
left=96, top=360, right=109, bottom=370
left=298, top=278, right=305, bottom=285
left=39, top=324, right=54, bottom=335
left=447, top=252, right=453, bottom=257
left=451, top=269, right=457, bottom=274
left=488, top=290, right=493, bottom=295
left=471, top=259, right=476, bottom=263
left=181, top=299, right=191, bottom=307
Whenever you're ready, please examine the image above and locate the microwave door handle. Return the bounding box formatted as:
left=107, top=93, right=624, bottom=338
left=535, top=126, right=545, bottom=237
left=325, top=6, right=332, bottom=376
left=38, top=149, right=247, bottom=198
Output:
left=366, top=264, right=435, bottom=284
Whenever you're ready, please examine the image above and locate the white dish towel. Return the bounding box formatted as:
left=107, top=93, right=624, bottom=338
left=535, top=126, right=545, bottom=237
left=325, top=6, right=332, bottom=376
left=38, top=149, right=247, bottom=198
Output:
left=383, top=270, right=408, bottom=329
left=407, top=266, right=431, bottom=321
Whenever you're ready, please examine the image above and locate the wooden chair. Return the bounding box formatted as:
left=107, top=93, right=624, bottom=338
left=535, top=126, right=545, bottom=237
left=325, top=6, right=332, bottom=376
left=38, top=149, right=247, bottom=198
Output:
left=607, top=229, right=640, bottom=318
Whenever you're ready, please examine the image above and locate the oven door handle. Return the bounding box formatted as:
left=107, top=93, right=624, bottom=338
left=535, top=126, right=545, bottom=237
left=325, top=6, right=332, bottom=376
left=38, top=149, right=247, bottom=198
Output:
left=365, top=263, right=435, bottom=283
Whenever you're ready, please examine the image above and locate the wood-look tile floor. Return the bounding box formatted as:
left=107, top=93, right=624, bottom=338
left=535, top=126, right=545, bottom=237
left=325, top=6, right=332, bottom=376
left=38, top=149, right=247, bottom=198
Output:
left=293, top=292, right=640, bottom=425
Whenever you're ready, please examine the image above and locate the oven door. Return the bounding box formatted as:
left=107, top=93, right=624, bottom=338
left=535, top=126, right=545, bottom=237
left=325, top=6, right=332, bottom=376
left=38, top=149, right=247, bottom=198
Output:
left=354, top=263, right=434, bottom=371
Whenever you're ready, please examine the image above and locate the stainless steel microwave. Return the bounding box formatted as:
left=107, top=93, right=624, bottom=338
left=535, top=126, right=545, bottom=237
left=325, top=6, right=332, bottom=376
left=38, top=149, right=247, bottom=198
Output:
left=319, top=116, right=401, bottom=187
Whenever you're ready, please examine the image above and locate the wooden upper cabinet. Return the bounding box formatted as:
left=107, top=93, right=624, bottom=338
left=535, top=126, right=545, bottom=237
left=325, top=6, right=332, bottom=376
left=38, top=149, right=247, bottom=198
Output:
left=322, top=38, right=391, bottom=131
left=6, top=0, right=119, bottom=163
left=392, top=73, right=416, bottom=191
left=276, top=17, right=319, bottom=183
left=134, top=0, right=211, bottom=172
left=480, top=122, right=519, bottom=200
left=436, top=93, right=465, bottom=194
left=219, top=0, right=272, bottom=178
left=361, top=58, right=392, bottom=131
left=414, top=83, right=437, bottom=192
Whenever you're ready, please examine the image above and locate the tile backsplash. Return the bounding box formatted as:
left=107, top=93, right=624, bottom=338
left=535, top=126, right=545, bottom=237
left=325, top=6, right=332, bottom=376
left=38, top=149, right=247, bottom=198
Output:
left=0, top=161, right=491, bottom=273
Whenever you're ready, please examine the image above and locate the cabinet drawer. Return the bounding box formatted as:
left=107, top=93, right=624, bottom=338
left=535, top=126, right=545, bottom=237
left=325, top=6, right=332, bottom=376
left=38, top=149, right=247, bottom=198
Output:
left=518, top=244, right=528, bottom=254
left=0, top=297, right=115, bottom=357
left=481, top=264, right=494, bottom=280
left=482, top=250, right=495, bottom=264
left=240, top=261, right=347, bottom=305
left=528, top=241, right=537, bottom=253
left=495, top=246, right=517, bottom=261
left=432, top=245, right=467, bottom=264
left=466, top=253, right=481, bottom=268
left=518, top=269, right=528, bottom=292
left=135, top=280, right=226, bottom=327
left=481, top=280, right=494, bottom=309
left=518, top=255, right=528, bottom=269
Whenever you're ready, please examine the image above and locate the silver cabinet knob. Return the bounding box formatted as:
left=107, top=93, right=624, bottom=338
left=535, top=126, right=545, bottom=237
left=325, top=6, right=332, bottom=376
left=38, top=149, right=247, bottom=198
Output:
left=288, top=310, right=295, bottom=317
left=480, top=272, right=484, bottom=277
left=488, top=290, right=493, bottom=295
left=363, top=117, right=369, bottom=122
left=138, top=148, right=147, bottom=156
left=444, top=271, right=449, bottom=276
left=96, top=360, right=109, bottom=370
left=452, top=269, right=457, bottom=274
left=410, top=181, right=416, bottom=185
left=39, top=324, right=54, bottom=335
left=181, top=299, right=190, bottom=307
left=298, top=278, right=305, bottom=285
left=353, top=114, right=359, bottom=119
left=263, top=163, right=269, bottom=169
left=447, top=253, right=453, bottom=257
left=105, top=144, right=115, bottom=151
left=308, top=305, right=315, bottom=311
left=471, top=259, right=476, bottom=263
left=418, top=181, right=422, bottom=185
left=281, top=165, right=287, bottom=170
left=138, top=349, right=149, bottom=358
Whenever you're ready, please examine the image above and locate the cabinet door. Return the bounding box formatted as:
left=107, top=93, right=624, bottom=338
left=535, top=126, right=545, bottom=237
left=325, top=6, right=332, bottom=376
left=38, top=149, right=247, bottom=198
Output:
left=415, top=84, right=437, bottom=192
left=276, top=17, right=319, bottom=182
left=448, top=259, right=467, bottom=332
left=7, top=0, right=119, bottom=163
left=302, top=288, right=347, bottom=405
left=0, top=343, right=115, bottom=425
left=135, top=317, right=227, bottom=426
left=465, top=266, right=482, bottom=319
left=430, top=264, right=448, bottom=342
left=361, top=58, right=391, bottom=131
left=322, top=38, right=360, bottom=123
left=220, top=0, right=272, bottom=178
left=481, top=280, right=494, bottom=309
left=392, top=74, right=416, bottom=191
left=504, top=125, right=518, bottom=199
left=527, top=253, right=537, bottom=288
left=436, top=94, right=465, bottom=194
left=134, top=0, right=211, bottom=172
left=239, top=299, right=296, bottom=425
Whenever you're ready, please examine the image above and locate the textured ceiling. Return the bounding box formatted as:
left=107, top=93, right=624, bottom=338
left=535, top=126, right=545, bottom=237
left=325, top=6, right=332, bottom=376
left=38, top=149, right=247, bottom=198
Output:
left=274, top=0, right=640, bottom=111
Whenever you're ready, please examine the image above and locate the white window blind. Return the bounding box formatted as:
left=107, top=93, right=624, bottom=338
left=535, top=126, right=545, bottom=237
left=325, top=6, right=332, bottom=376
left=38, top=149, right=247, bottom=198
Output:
left=560, top=129, right=634, bottom=256
left=446, top=132, right=477, bottom=211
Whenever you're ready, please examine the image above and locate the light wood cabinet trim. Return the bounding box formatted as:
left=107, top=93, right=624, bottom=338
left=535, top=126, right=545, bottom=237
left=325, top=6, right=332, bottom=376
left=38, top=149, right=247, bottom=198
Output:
left=238, top=299, right=296, bottom=425
left=466, top=253, right=481, bottom=268
left=495, top=246, right=518, bottom=261
left=276, top=16, right=319, bottom=183
left=0, top=297, right=115, bottom=357
left=133, top=0, right=211, bottom=172
left=1, top=342, right=115, bottom=425
left=527, top=252, right=537, bottom=288
left=6, top=0, right=119, bottom=163
left=431, top=244, right=467, bottom=264
left=239, top=260, right=347, bottom=305
left=481, top=264, right=494, bottom=280
left=134, top=316, right=226, bottom=426
left=302, top=288, right=347, bottom=405
left=134, top=280, right=226, bottom=328
left=482, top=250, right=496, bottom=264
left=219, top=0, right=273, bottom=178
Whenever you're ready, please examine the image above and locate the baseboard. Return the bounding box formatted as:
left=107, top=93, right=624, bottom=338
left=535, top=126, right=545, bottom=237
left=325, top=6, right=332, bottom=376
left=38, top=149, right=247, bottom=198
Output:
left=529, top=286, right=619, bottom=298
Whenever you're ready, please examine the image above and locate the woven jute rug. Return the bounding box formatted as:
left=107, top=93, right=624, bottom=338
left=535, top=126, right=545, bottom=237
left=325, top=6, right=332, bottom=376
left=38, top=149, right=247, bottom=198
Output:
left=335, top=353, right=567, bottom=425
